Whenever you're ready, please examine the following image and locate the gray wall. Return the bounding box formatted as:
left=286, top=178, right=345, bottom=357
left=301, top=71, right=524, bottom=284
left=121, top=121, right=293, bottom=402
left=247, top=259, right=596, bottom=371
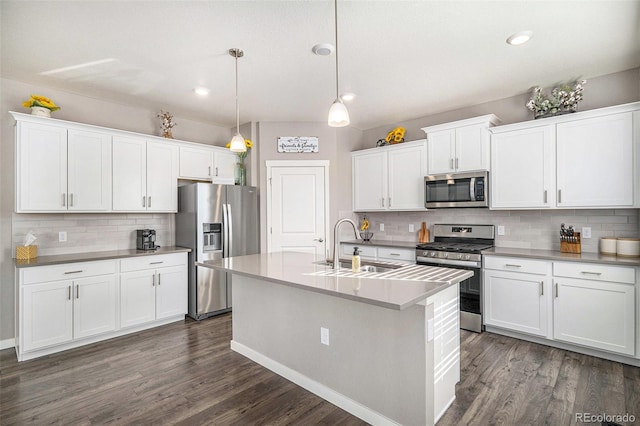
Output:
left=0, top=77, right=233, bottom=343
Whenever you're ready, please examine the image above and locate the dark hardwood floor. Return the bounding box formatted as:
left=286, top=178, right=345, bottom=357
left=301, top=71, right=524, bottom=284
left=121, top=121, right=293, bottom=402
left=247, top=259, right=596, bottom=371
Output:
left=1, top=315, right=638, bottom=425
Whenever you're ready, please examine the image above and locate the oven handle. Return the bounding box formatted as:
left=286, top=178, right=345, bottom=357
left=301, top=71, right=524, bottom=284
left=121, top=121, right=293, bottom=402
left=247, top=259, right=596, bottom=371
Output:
left=417, top=257, right=481, bottom=268
left=470, top=177, right=476, bottom=201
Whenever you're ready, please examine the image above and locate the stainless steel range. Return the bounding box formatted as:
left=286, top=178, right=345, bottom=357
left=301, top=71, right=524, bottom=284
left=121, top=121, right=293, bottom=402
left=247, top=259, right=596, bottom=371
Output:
left=416, top=224, right=495, bottom=333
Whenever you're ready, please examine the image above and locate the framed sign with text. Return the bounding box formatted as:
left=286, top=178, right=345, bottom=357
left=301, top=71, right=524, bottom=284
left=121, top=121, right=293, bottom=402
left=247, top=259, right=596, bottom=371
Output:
left=277, top=136, right=319, bottom=153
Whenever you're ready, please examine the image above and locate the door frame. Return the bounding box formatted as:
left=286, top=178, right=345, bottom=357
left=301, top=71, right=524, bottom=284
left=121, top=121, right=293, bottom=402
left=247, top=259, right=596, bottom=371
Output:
left=265, top=160, right=330, bottom=255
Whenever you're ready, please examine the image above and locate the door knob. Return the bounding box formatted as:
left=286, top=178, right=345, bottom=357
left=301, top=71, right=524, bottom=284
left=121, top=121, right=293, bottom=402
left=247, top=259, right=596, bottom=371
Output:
left=314, top=238, right=324, bottom=242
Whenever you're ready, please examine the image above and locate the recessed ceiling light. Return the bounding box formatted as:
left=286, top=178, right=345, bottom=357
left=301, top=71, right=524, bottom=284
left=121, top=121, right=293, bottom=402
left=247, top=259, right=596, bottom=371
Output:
left=312, top=43, right=334, bottom=56
left=506, top=30, right=533, bottom=46
left=193, top=87, right=210, bottom=96
left=340, top=92, right=356, bottom=102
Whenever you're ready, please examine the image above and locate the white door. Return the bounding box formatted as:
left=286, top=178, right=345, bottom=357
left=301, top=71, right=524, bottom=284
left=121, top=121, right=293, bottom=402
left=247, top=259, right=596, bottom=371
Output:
left=427, top=129, right=455, bottom=174
left=268, top=163, right=328, bottom=257
left=455, top=124, right=488, bottom=172
left=147, top=141, right=177, bottom=212
left=155, top=265, right=188, bottom=319
left=17, top=122, right=67, bottom=212
left=73, top=275, right=117, bottom=339
left=179, top=145, right=213, bottom=180
left=120, top=270, right=156, bottom=328
left=490, top=125, right=555, bottom=209
left=112, top=136, right=147, bottom=211
left=352, top=151, right=387, bottom=211
left=213, top=150, right=238, bottom=180
left=556, top=112, right=633, bottom=207
left=67, top=129, right=112, bottom=211
left=22, top=281, right=73, bottom=351
left=387, top=143, right=426, bottom=210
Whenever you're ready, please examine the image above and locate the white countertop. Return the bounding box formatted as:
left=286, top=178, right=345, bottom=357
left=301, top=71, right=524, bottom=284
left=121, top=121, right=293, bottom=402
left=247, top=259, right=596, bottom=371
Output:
left=197, top=251, right=473, bottom=310
left=483, top=247, right=640, bottom=267
left=341, top=239, right=418, bottom=249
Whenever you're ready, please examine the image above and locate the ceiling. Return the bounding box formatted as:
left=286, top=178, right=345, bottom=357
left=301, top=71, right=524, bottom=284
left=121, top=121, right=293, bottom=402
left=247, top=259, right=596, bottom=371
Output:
left=2, top=1, right=639, bottom=130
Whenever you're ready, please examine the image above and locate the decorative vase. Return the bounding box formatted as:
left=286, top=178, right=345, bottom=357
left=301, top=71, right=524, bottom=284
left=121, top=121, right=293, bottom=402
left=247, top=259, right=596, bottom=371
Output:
left=31, top=106, right=51, bottom=117
left=235, top=162, right=246, bottom=186
left=534, top=109, right=576, bottom=120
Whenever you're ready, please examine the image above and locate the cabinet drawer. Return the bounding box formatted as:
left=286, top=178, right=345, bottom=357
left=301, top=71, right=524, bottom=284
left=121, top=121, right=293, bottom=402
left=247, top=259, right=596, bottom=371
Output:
left=483, top=256, right=549, bottom=275
left=377, top=247, right=415, bottom=262
left=22, top=260, right=117, bottom=285
left=120, top=253, right=186, bottom=272
left=342, top=244, right=377, bottom=259
left=553, top=261, right=635, bottom=284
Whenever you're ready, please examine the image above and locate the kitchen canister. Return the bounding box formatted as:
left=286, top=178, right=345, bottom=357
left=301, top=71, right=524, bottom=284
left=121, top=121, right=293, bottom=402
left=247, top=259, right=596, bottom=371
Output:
left=599, top=237, right=617, bottom=256
left=616, top=238, right=640, bottom=257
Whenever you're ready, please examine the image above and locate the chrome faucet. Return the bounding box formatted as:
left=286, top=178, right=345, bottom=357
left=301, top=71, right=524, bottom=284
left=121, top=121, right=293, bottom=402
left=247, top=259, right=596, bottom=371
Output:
left=332, top=218, right=359, bottom=269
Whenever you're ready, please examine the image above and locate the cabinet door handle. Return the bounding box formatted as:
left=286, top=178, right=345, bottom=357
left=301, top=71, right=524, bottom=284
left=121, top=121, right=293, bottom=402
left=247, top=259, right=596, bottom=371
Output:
left=208, top=166, right=211, bottom=176
left=389, top=253, right=400, bottom=256
left=149, top=261, right=164, bottom=265
left=555, top=283, right=559, bottom=298
left=216, top=167, right=219, bottom=176
left=68, top=286, right=71, bottom=300
left=76, top=284, right=79, bottom=299
left=381, top=198, right=385, bottom=207
left=450, top=158, right=454, bottom=169
left=158, top=273, right=161, bottom=285
left=152, top=274, right=155, bottom=286
left=148, top=196, right=151, bottom=208
left=540, top=281, right=544, bottom=296
left=62, top=193, right=66, bottom=207
left=70, top=193, right=74, bottom=207
left=143, top=196, right=146, bottom=207
left=543, top=190, right=547, bottom=204
left=581, top=271, right=602, bottom=276
left=313, top=238, right=324, bottom=242
left=455, top=157, right=459, bottom=169
left=64, top=270, right=83, bottom=274
left=505, top=264, right=522, bottom=268
left=558, top=189, right=562, bottom=203
left=388, top=197, right=391, bottom=207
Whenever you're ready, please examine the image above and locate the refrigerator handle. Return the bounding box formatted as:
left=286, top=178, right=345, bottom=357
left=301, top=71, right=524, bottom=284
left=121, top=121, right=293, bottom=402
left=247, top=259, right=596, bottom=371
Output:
left=222, top=203, right=230, bottom=257
left=227, top=203, right=234, bottom=256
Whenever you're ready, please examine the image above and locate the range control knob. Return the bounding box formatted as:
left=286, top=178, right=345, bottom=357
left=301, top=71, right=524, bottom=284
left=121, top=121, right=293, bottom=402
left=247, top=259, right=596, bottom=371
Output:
left=465, top=254, right=471, bottom=260
left=457, top=254, right=463, bottom=260
left=422, top=251, right=428, bottom=257
left=429, top=252, right=436, bottom=257
left=443, top=253, right=449, bottom=258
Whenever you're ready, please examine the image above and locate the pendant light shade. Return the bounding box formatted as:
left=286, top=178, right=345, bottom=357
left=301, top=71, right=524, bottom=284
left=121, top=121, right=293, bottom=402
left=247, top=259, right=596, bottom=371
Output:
left=229, top=48, right=246, bottom=153
left=328, top=99, right=350, bottom=127
left=328, top=0, right=349, bottom=127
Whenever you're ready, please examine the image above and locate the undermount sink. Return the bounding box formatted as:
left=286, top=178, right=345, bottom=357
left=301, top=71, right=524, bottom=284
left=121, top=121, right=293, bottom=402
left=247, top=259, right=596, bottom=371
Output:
left=314, top=260, right=401, bottom=274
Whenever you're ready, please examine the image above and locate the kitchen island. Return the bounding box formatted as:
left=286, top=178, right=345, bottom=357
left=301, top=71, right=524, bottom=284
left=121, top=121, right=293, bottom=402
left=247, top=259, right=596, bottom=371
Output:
left=198, top=251, right=472, bottom=426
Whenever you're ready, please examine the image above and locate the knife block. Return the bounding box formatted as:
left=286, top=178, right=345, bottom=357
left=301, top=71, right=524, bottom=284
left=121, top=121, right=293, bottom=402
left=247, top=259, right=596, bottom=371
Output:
left=560, top=232, right=581, bottom=254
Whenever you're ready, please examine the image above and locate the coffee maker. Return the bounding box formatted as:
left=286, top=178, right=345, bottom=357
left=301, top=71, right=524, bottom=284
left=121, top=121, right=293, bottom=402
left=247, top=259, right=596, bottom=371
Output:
left=136, top=229, right=157, bottom=250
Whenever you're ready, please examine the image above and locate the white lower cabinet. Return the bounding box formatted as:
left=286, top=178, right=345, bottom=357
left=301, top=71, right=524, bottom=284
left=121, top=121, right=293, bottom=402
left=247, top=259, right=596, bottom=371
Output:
left=16, top=252, right=187, bottom=361
left=484, top=270, right=550, bottom=337
left=484, top=256, right=637, bottom=359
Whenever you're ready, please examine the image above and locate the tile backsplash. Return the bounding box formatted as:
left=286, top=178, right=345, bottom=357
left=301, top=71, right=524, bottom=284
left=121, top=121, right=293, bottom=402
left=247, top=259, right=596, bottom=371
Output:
left=12, top=213, right=174, bottom=256
left=345, top=209, right=640, bottom=253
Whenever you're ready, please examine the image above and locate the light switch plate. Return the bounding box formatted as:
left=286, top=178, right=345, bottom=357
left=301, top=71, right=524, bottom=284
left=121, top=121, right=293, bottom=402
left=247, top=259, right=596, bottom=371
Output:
left=582, top=227, right=592, bottom=239
left=497, top=225, right=505, bottom=236
left=320, top=327, right=330, bottom=346
left=409, top=224, right=415, bottom=233
left=59, top=231, right=67, bottom=242
left=379, top=223, right=384, bottom=232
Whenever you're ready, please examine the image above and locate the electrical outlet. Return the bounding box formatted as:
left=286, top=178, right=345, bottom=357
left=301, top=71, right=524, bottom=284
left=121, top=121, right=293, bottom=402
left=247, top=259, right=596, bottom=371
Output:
left=497, top=225, right=505, bottom=236
left=409, top=224, right=415, bottom=233
left=320, top=327, right=330, bottom=346
left=380, top=223, right=384, bottom=232
left=59, top=231, right=67, bottom=242
left=582, top=227, right=592, bottom=239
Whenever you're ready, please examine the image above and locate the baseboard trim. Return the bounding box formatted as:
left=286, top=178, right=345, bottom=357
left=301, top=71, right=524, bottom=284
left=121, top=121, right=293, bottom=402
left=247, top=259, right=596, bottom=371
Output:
left=0, top=338, right=15, bottom=350
left=230, top=340, right=400, bottom=426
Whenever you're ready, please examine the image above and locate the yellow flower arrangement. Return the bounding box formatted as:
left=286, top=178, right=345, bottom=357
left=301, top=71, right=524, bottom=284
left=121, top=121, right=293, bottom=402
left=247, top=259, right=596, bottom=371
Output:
left=385, top=127, right=406, bottom=144
left=225, top=139, right=253, bottom=161
left=22, top=94, right=60, bottom=111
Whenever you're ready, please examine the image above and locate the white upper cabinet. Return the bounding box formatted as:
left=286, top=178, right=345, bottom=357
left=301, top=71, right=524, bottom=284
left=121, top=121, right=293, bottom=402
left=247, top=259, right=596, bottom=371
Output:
left=16, top=121, right=111, bottom=212
left=422, top=115, right=500, bottom=174
left=213, top=150, right=238, bottom=180
left=490, top=103, right=639, bottom=210
left=179, top=145, right=213, bottom=180
left=352, top=140, right=426, bottom=211
left=113, top=136, right=177, bottom=212
left=556, top=112, right=633, bottom=207
left=491, top=125, right=555, bottom=209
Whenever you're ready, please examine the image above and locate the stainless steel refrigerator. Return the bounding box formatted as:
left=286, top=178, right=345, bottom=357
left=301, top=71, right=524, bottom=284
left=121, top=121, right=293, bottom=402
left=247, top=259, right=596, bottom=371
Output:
left=176, top=183, right=259, bottom=320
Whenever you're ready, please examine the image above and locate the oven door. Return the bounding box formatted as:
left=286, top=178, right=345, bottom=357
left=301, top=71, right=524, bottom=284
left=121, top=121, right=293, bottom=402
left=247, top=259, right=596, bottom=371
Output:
left=417, top=259, right=483, bottom=333
left=424, top=171, right=488, bottom=208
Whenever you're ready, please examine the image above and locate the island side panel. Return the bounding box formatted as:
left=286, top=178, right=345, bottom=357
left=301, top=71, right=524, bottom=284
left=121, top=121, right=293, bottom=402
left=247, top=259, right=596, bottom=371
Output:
left=231, top=275, right=434, bottom=426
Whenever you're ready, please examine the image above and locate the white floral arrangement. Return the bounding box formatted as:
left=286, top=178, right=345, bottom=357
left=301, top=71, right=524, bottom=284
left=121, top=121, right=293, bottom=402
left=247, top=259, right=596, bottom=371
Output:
left=526, top=80, right=586, bottom=118
left=157, top=110, right=177, bottom=138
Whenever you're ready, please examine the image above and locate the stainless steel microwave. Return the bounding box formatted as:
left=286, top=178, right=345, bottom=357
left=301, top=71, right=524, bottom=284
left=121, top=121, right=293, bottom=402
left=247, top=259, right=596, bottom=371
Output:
left=425, top=171, right=489, bottom=208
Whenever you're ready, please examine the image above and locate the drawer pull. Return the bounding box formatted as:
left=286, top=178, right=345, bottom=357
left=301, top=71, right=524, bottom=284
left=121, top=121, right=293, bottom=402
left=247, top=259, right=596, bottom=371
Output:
left=389, top=253, right=400, bottom=256
left=581, top=271, right=602, bottom=276
left=505, top=264, right=522, bottom=268
left=64, top=270, right=83, bottom=274
left=150, top=261, right=164, bottom=265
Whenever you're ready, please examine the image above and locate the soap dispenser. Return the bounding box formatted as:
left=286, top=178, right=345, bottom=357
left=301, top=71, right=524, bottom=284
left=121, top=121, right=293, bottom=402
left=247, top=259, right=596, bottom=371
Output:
left=352, top=246, right=361, bottom=273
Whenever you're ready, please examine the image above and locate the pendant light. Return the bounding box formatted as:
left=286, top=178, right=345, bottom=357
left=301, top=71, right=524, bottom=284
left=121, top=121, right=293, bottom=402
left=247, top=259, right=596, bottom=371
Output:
left=327, top=0, right=350, bottom=127
left=229, top=48, right=246, bottom=152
